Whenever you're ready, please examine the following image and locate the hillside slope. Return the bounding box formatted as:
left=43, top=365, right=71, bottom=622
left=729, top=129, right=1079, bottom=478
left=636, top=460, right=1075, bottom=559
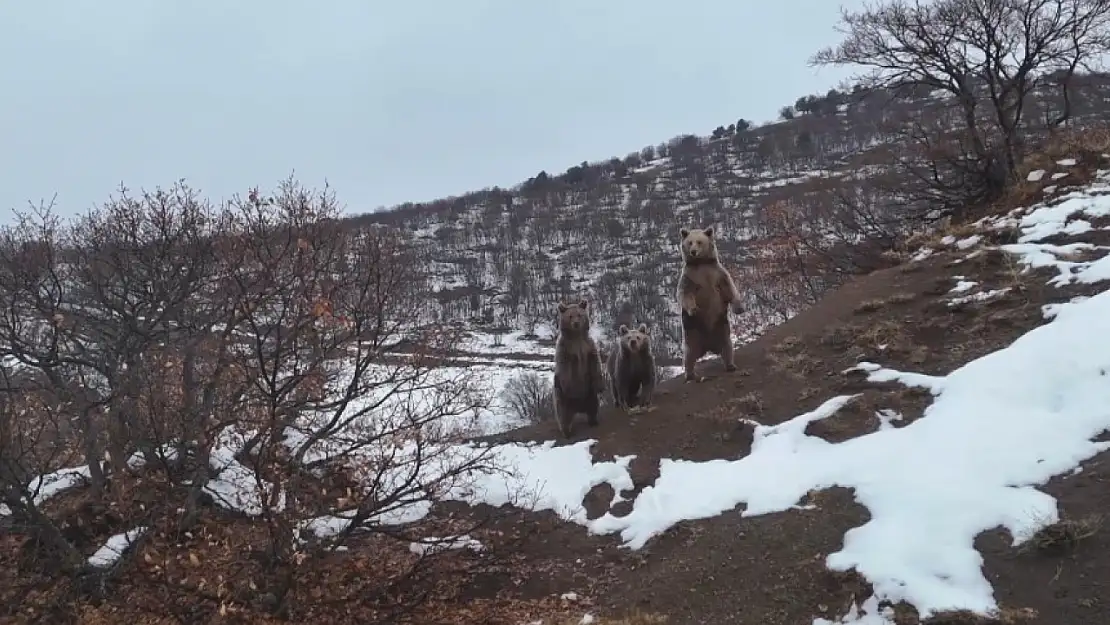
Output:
left=6, top=148, right=1110, bottom=625
left=349, top=75, right=1110, bottom=365
left=465, top=150, right=1110, bottom=624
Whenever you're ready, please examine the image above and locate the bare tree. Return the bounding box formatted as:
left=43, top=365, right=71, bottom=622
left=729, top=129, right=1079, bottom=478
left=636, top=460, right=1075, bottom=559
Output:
left=812, top=0, right=1110, bottom=214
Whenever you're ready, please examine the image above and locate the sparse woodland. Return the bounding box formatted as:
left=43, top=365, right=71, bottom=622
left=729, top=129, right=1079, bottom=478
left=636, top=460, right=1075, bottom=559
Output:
left=4, top=0, right=1110, bottom=622
left=351, top=0, right=1110, bottom=363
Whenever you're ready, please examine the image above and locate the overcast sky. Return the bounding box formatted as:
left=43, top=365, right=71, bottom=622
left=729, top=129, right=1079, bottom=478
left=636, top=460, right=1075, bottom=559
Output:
left=0, top=1, right=862, bottom=224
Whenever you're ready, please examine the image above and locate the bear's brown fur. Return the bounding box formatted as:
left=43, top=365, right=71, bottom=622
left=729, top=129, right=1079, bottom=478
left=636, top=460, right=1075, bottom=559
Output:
left=607, top=323, right=656, bottom=413
left=676, top=226, right=744, bottom=382
left=552, top=299, right=606, bottom=438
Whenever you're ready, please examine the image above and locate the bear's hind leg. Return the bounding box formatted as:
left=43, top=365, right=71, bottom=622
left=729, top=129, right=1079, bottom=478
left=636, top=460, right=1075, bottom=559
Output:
left=554, top=392, right=574, bottom=438
left=585, top=395, right=600, bottom=427
left=683, top=342, right=707, bottom=383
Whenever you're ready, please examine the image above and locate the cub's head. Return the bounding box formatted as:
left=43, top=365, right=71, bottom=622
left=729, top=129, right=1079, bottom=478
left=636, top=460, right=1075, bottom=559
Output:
left=679, top=226, right=719, bottom=263
left=557, top=299, right=591, bottom=335
left=617, top=323, right=651, bottom=353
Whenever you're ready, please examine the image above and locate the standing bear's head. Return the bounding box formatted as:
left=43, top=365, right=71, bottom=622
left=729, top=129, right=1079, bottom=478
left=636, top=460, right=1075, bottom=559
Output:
left=556, top=299, right=592, bottom=336
left=678, top=226, right=719, bottom=264
left=617, top=323, right=651, bottom=355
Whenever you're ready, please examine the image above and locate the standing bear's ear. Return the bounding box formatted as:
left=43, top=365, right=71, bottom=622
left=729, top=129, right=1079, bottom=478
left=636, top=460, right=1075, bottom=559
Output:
left=557, top=302, right=568, bottom=313
left=618, top=324, right=630, bottom=335
left=636, top=323, right=648, bottom=334
left=703, top=226, right=715, bottom=238
left=680, top=227, right=690, bottom=238
left=578, top=299, right=589, bottom=309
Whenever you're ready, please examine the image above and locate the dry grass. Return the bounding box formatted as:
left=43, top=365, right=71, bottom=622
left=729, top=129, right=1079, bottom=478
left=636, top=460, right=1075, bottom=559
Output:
left=885, top=292, right=918, bottom=306
left=919, top=606, right=1038, bottom=624
left=995, top=127, right=1110, bottom=214
left=907, top=345, right=930, bottom=364
left=821, top=322, right=857, bottom=348
left=770, top=351, right=823, bottom=376
left=1020, top=513, right=1104, bottom=555
left=904, top=222, right=984, bottom=252
left=856, top=319, right=913, bottom=353
left=728, top=392, right=765, bottom=418
left=995, top=252, right=1030, bottom=294
left=854, top=292, right=919, bottom=314
left=773, top=335, right=803, bottom=353
left=1022, top=126, right=1110, bottom=173
left=853, top=298, right=886, bottom=314
left=557, top=611, right=668, bottom=624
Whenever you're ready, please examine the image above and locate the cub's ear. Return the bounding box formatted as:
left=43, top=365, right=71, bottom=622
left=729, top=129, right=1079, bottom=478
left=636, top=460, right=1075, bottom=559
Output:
left=636, top=323, right=647, bottom=333
left=679, top=227, right=690, bottom=238
left=578, top=299, right=589, bottom=309
left=618, top=324, right=629, bottom=335
left=557, top=302, right=568, bottom=313
left=704, top=226, right=715, bottom=238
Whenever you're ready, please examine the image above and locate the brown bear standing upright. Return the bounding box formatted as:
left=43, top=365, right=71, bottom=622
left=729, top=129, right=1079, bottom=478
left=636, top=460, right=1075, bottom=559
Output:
left=676, top=226, right=744, bottom=382
left=552, top=299, right=606, bottom=438
left=607, top=323, right=656, bottom=413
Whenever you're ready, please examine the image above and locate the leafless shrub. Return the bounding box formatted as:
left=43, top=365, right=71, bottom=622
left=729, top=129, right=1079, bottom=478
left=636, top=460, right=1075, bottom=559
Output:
left=0, top=177, right=529, bottom=621
left=500, top=371, right=554, bottom=425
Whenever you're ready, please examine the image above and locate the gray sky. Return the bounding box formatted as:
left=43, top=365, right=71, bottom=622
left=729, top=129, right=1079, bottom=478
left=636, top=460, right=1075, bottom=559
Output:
left=0, top=1, right=861, bottom=223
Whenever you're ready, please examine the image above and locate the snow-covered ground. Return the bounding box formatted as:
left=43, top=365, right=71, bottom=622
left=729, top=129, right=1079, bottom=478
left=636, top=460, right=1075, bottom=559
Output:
left=13, top=163, right=1110, bottom=624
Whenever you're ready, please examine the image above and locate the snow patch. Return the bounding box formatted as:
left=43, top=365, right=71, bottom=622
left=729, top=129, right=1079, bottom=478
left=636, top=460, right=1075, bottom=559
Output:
left=0, top=466, right=91, bottom=517
left=949, top=280, right=978, bottom=294
left=949, top=288, right=1011, bottom=306
left=88, top=526, right=148, bottom=568
left=408, top=535, right=484, bottom=556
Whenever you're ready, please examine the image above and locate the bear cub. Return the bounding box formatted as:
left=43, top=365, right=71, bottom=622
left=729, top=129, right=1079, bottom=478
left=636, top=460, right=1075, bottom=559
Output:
left=676, top=225, right=744, bottom=383
left=552, top=299, right=606, bottom=438
left=607, top=323, right=656, bottom=414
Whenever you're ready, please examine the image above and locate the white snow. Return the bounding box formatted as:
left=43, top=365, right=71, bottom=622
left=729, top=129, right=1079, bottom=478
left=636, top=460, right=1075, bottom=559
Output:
left=1042, top=296, right=1091, bottom=320
left=458, top=328, right=556, bottom=357
left=955, top=235, right=982, bottom=250
left=407, top=534, right=484, bottom=556
left=295, top=440, right=635, bottom=543
left=205, top=427, right=286, bottom=517
left=875, top=409, right=903, bottom=430
left=949, top=287, right=1011, bottom=306
left=813, top=596, right=895, bottom=625
left=88, top=526, right=148, bottom=568
left=949, top=280, right=978, bottom=294
left=1027, top=169, right=1046, bottom=182
left=0, top=466, right=91, bottom=516
left=911, top=247, right=934, bottom=262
